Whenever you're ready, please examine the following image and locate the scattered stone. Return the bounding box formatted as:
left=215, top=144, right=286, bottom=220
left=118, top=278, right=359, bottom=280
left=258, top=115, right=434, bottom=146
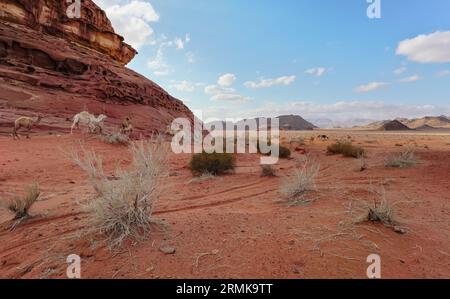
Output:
left=393, top=226, right=407, bottom=235
left=160, top=245, right=176, bottom=255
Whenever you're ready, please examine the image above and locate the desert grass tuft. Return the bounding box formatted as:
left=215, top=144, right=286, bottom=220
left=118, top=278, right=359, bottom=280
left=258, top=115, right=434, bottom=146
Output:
left=280, top=157, right=320, bottom=206
left=385, top=148, right=417, bottom=168
left=71, top=138, right=167, bottom=249
left=260, top=164, right=277, bottom=177
left=8, top=182, right=40, bottom=220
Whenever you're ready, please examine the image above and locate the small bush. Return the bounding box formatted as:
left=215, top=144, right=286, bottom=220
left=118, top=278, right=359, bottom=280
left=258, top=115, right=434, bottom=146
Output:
left=358, top=153, right=367, bottom=171
left=261, top=164, right=277, bottom=177
left=327, top=140, right=365, bottom=158
left=99, top=133, right=130, bottom=145
left=279, top=145, right=291, bottom=159
left=385, top=148, right=417, bottom=168
left=8, top=182, right=40, bottom=220
left=355, top=187, right=397, bottom=228
left=189, top=151, right=236, bottom=176
left=280, top=157, right=320, bottom=206
left=71, top=139, right=167, bottom=249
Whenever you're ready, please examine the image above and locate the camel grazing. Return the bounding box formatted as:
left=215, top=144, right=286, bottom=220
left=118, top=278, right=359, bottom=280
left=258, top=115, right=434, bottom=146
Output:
left=12, top=115, right=42, bottom=139
left=71, top=111, right=107, bottom=134
left=120, top=116, right=133, bottom=136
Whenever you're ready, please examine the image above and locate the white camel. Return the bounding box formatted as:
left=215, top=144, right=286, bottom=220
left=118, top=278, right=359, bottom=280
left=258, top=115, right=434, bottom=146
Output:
left=71, top=111, right=107, bottom=134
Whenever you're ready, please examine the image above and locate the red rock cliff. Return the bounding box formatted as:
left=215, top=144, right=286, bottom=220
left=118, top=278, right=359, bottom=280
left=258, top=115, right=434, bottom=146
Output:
left=0, top=0, right=193, bottom=136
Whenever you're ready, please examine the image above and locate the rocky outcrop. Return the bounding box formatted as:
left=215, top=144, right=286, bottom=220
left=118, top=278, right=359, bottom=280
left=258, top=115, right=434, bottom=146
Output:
left=0, top=0, right=193, bottom=136
left=379, top=120, right=412, bottom=131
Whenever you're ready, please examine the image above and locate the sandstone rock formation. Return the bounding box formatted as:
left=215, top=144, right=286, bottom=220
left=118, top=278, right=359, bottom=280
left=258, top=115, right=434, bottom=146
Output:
left=0, top=0, right=193, bottom=136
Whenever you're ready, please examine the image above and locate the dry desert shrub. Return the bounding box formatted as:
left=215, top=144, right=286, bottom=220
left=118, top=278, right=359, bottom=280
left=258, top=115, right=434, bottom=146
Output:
left=327, top=140, right=365, bottom=158
left=385, top=148, right=417, bottom=168
left=7, top=182, right=40, bottom=220
left=280, top=157, right=320, bottom=206
left=278, top=145, right=291, bottom=159
left=71, top=139, right=167, bottom=249
left=358, top=153, right=367, bottom=171
left=260, top=164, right=277, bottom=177
left=189, top=151, right=236, bottom=176
left=354, top=187, right=397, bottom=228
left=99, top=132, right=130, bottom=145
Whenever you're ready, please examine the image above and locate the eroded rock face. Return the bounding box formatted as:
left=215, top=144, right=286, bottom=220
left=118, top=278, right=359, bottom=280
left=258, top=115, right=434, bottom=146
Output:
left=0, top=0, right=193, bottom=136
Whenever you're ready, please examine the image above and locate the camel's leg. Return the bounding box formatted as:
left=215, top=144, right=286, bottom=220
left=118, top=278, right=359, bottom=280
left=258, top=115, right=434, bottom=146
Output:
left=71, top=116, right=79, bottom=134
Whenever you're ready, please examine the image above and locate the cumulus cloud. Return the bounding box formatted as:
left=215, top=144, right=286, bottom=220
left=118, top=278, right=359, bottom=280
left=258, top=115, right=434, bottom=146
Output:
left=204, top=85, right=235, bottom=95
left=396, top=31, right=450, bottom=63
left=399, top=75, right=422, bottom=83
left=95, top=0, right=159, bottom=49
left=218, top=73, right=236, bottom=87
left=169, top=80, right=197, bottom=92
left=305, top=67, right=327, bottom=77
left=436, top=70, right=450, bottom=77
left=393, top=67, right=407, bottom=75
left=210, top=94, right=252, bottom=103
left=354, top=82, right=389, bottom=93
left=147, top=47, right=171, bottom=76
left=244, top=75, right=296, bottom=89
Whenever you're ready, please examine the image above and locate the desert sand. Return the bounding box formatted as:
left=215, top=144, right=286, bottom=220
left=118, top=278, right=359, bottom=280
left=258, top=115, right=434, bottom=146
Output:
left=0, top=130, right=449, bottom=279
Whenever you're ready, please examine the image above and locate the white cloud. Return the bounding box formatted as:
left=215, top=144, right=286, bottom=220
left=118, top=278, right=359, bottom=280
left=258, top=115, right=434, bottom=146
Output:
left=147, top=47, right=171, bottom=76
left=396, top=31, right=450, bottom=63
left=399, top=75, right=421, bottom=83
left=305, top=67, right=327, bottom=77
left=393, top=67, right=407, bottom=75
left=201, top=101, right=449, bottom=124
left=210, top=94, right=252, bottom=103
left=169, top=80, right=196, bottom=92
left=204, top=85, right=235, bottom=95
left=218, top=73, right=236, bottom=87
left=436, top=70, right=450, bottom=77
left=95, top=0, right=159, bottom=49
left=354, top=82, right=389, bottom=93
left=244, top=75, right=296, bottom=89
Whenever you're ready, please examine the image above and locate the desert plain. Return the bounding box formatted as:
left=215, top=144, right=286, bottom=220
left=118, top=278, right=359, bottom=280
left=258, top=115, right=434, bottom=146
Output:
left=0, top=129, right=449, bottom=279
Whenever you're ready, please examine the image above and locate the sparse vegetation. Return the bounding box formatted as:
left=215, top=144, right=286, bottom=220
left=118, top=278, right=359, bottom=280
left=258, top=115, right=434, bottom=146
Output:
left=385, top=148, right=417, bottom=168
left=189, top=151, right=236, bottom=176
left=280, top=157, right=320, bottom=206
left=327, top=140, right=365, bottom=158
left=71, top=139, right=167, bottom=249
left=279, top=145, right=291, bottom=159
left=355, top=187, right=397, bottom=228
left=7, top=182, right=40, bottom=220
left=261, top=164, right=277, bottom=177
left=98, top=132, right=130, bottom=145
left=358, top=153, right=367, bottom=172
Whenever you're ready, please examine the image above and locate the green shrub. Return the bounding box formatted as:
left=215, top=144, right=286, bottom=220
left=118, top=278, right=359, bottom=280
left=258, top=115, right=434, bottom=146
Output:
left=327, top=140, right=365, bottom=158
left=189, top=151, right=236, bottom=176
left=279, top=145, right=291, bottom=159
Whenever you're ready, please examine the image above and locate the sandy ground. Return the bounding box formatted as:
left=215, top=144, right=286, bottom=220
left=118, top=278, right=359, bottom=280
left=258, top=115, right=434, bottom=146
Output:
left=0, top=130, right=449, bottom=279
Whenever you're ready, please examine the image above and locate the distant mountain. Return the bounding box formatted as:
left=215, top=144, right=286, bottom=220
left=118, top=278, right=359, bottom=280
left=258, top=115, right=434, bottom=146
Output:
left=205, top=115, right=317, bottom=131
left=276, top=115, right=317, bottom=130
left=403, top=115, right=450, bottom=129
left=358, top=115, right=450, bottom=130
left=379, top=120, right=413, bottom=131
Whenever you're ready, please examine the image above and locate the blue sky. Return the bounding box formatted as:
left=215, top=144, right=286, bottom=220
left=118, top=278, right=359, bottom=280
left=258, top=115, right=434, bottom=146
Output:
left=95, top=0, right=450, bottom=126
